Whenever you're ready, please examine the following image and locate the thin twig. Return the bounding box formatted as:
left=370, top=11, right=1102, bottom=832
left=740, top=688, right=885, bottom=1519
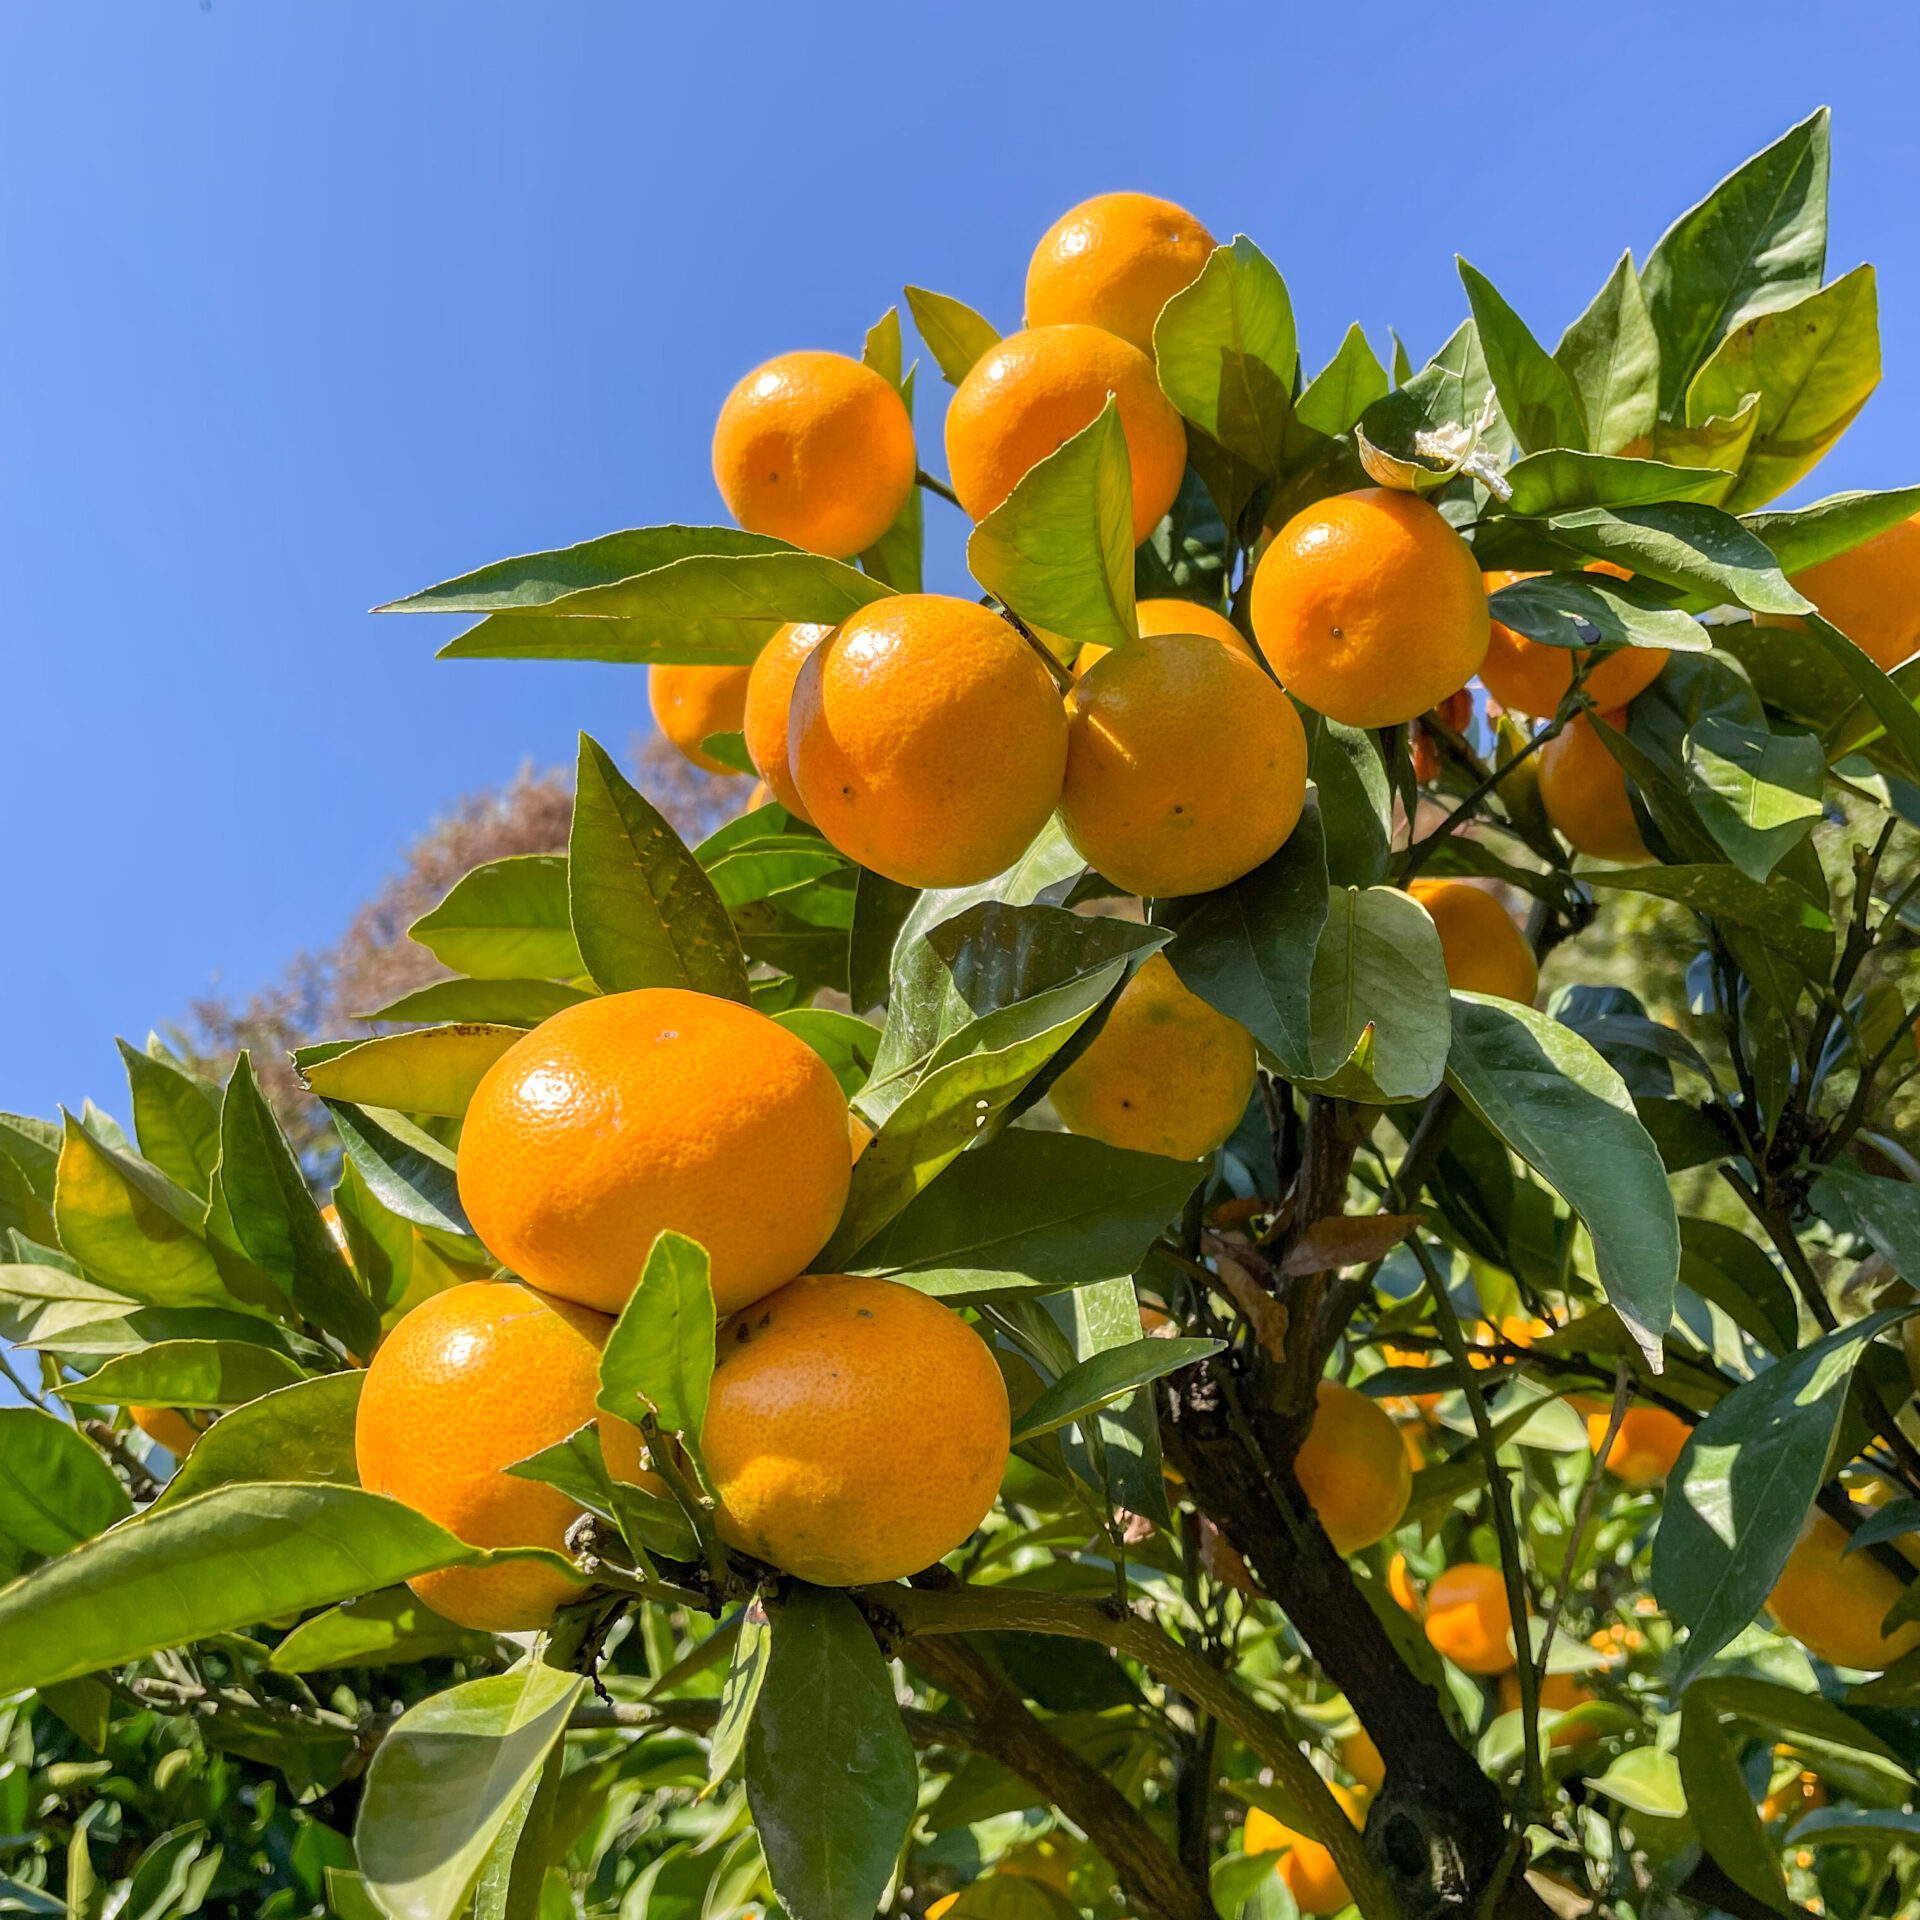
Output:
left=1534, top=1360, right=1629, bottom=1701
left=916, top=466, right=961, bottom=508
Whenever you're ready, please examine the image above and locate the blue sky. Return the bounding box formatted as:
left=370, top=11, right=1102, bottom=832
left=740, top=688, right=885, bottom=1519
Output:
left=4, top=1, right=1917, bottom=1121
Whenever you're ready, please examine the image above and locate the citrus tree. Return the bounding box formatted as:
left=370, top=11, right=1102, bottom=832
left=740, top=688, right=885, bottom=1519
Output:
left=10, top=104, right=1920, bottom=1920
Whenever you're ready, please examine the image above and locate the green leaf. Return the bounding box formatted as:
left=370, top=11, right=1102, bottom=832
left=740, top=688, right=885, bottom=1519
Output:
left=1304, top=716, right=1391, bottom=887
left=570, top=734, right=751, bottom=1002
left=0, top=1483, right=490, bottom=1691
left=848, top=1129, right=1203, bottom=1304
left=1813, top=1163, right=1920, bottom=1283
left=862, top=307, right=903, bottom=389
left=0, top=1151, right=54, bottom=1250
left=1485, top=570, right=1709, bottom=654
left=1458, top=258, right=1587, bottom=452
left=219, top=1056, right=380, bottom=1356
left=708, top=1598, right=770, bottom=1787
left=1011, top=1336, right=1222, bottom=1442
left=0, top=1408, right=130, bottom=1556
left=698, top=730, right=756, bottom=776
left=1682, top=717, right=1826, bottom=881
left=325, top=1101, right=479, bottom=1245
left=300, top=1026, right=523, bottom=1119
left=119, top=1039, right=223, bottom=1201
left=153, top=1371, right=363, bottom=1509
left=904, top=285, right=1000, bottom=385
left=889, top=816, right=1084, bottom=956
left=1677, top=1695, right=1788, bottom=1910
left=270, top=1585, right=489, bottom=1674
left=1680, top=1216, right=1797, bottom=1355
left=0, top=1261, right=140, bottom=1349
left=1552, top=250, right=1660, bottom=456
left=1295, top=324, right=1390, bottom=437
left=503, top=1422, right=698, bottom=1561
left=966, top=397, right=1136, bottom=659
left=745, top=1582, right=916, bottom=1920
left=355, top=1661, right=586, bottom=1920
left=1582, top=863, right=1833, bottom=980
left=1652, top=391, right=1762, bottom=503
left=1652, top=1308, right=1911, bottom=1688
left=1443, top=994, right=1679, bottom=1367
left=1154, top=798, right=1328, bottom=1076
left=1687, top=264, right=1880, bottom=511
left=1744, top=484, right=1920, bottom=577
left=771, top=1008, right=880, bottom=1101
left=1546, top=502, right=1810, bottom=615
left=596, top=1231, right=715, bottom=1438
left=352, top=978, right=592, bottom=1027
left=1503, top=451, right=1733, bottom=518
left=0, top=1112, right=61, bottom=1200
left=409, top=856, right=583, bottom=982
left=1689, top=1674, right=1910, bottom=1781
left=1801, top=613, right=1920, bottom=782
left=1642, top=108, right=1830, bottom=412
left=64, top=1339, right=306, bottom=1409
left=1589, top=1746, right=1687, bottom=1820
left=1305, top=886, right=1452, bottom=1102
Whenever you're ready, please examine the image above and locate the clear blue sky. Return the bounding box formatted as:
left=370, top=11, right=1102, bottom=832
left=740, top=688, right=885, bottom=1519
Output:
left=5, top=1, right=1917, bottom=1122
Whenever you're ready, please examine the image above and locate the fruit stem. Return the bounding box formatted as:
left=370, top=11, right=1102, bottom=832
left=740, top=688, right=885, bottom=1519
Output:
left=644, top=1418, right=731, bottom=1588
left=996, top=604, right=1077, bottom=694
left=915, top=466, right=961, bottom=508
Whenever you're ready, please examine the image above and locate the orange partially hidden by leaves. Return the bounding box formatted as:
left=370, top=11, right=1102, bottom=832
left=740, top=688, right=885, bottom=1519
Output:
left=1048, top=952, right=1256, bottom=1161
left=1424, top=1561, right=1517, bottom=1674
left=1024, top=192, right=1215, bottom=356
left=649, top=663, right=751, bottom=776
left=712, top=350, right=916, bottom=559
left=1586, top=1402, right=1691, bottom=1486
left=1340, top=1726, right=1386, bottom=1793
left=704, top=1273, right=1010, bottom=1585
left=743, top=621, right=832, bottom=821
left=1075, top=596, right=1255, bottom=677
left=1060, top=631, right=1307, bottom=898
left=1759, top=1766, right=1828, bottom=1826
left=1766, top=1509, right=1920, bottom=1672
left=1497, top=1671, right=1598, bottom=1749
left=1244, top=1784, right=1367, bottom=1916
left=1249, top=488, right=1490, bottom=728
left=1766, top=512, right=1920, bottom=670
left=1387, top=1551, right=1423, bottom=1616
left=458, top=988, right=851, bottom=1317
left=945, top=324, right=1187, bottom=544
left=130, top=1405, right=207, bottom=1460
left=791, top=594, right=1067, bottom=888
left=1407, top=878, right=1538, bottom=1004
left=1536, top=709, right=1651, bottom=863
left=1292, top=1380, right=1413, bottom=1554
left=354, top=1280, right=651, bottom=1632
left=1478, top=566, right=1669, bottom=719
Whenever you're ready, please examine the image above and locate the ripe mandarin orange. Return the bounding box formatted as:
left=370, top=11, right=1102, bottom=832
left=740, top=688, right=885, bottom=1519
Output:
left=1537, top=710, right=1650, bottom=862
left=742, top=621, right=831, bottom=821
left=1478, top=565, right=1669, bottom=719
left=789, top=594, right=1068, bottom=888
left=1059, top=632, right=1307, bottom=897
left=649, top=663, right=751, bottom=776
left=1407, top=878, right=1538, bottom=1004
left=130, top=1406, right=206, bottom=1460
left=1767, top=513, right=1920, bottom=670
left=1387, top=1551, right=1423, bottom=1615
left=457, top=989, right=850, bottom=1317
left=1048, top=953, right=1256, bottom=1160
left=1424, top=1561, right=1517, bottom=1674
left=712, top=350, right=916, bottom=558
left=1587, top=1403, right=1690, bottom=1486
left=1025, top=193, right=1215, bottom=356
left=1767, top=1510, right=1920, bottom=1671
left=1250, top=488, right=1490, bottom=727
left=704, top=1273, right=1009, bottom=1584
left=1243, top=1785, right=1366, bottom=1916
left=1759, top=1767, right=1827, bottom=1825
left=354, top=1280, right=651, bottom=1631
left=1075, top=596, right=1255, bottom=676
left=945, top=324, right=1187, bottom=544
left=1341, top=1726, right=1386, bottom=1793
left=1292, top=1380, right=1413, bottom=1554
left=1497, top=1671, right=1597, bottom=1749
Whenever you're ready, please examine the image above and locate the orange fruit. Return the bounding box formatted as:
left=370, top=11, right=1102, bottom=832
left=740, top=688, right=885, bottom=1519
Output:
left=704, top=1273, right=1009, bottom=1584
left=1341, top=1727, right=1386, bottom=1793
left=1244, top=1784, right=1366, bottom=1916
left=1048, top=952, right=1256, bottom=1160
left=742, top=621, right=832, bottom=821
left=1424, top=1562, right=1517, bottom=1675
left=130, top=1405, right=206, bottom=1460
left=458, top=988, right=850, bottom=1318
left=1767, top=1509, right=1920, bottom=1671
left=1497, top=1671, right=1597, bottom=1749
left=354, top=1280, right=651, bottom=1631
left=1292, top=1380, right=1413, bottom=1554
left=1249, top=489, right=1490, bottom=728
left=1587, top=1403, right=1690, bottom=1487
left=1759, top=1767, right=1827, bottom=1825
left=1024, top=192, right=1215, bottom=356
left=1536, top=709, right=1650, bottom=862
left=1382, top=1344, right=1442, bottom=1417
left=789, top=594, right=1068, bottom=888
left=1407, top=878, right=1538, bottom=1004
left=1387, top=1551, right=1423, bottom=1616
left=1764, top=513, right=1920, bottom=671
left=649, top=663, right=751, bottom=776
left=1059, top=632, right=1307, bottom=897
left=1478, top=565, right=1669, bottom=719
left=712, top=350, right=917, bottom=559
left=945, top=324, right=1187, bottom=544
left=1075, top=597, right=1254, bottom=676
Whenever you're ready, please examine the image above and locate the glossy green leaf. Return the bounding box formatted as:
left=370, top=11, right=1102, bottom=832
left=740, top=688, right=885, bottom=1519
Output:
left=1304, top=715, right=1391, bottom=887
left=570, top=733, right=751, bottom=1002
left=300, top=1026, right=522, bottom=1119
left=1588, top=1745, right=1687, bottom=1819
left=1485, top=570, right=1708, bottom=653
left=0, top=1149, right=54, bottom=1249
left=1547, top=502, right=1810, bottom=615
left=1012, top=1336, right=1222, bottom=1442
left=597, top=1231, right=715, bottom=1438
left=1503, top=451, right=1733, bottom=518
left=1458, top=258, right=1587, bottom=452
left=1642, top=108, right=1829, bottom=411
left=153, top=1371, right=363, bottom=1509
left=1652, top=1308, right=1911, bottom=1689
left=1552, top=250, right=1660, bottom=455
left=1444, top=994, right=1679, bottom=1366
left=1305, top=886, right=1452, bottom=1102
left=1295, top=323, right=1389, bottom=437
left=904, top=285, right=1000, bottom=385
left=0, top=1408, right=130, bottom=1556
left=65, top=1339, right=307, bottom=1409
left=119, top=1039, right=223, bottom=1201
left=771, top=1008, right=880, bottom=1100
left=0, top=1483, right=489, bottom=1691
left=270, top=1586, right=490, bottom=1674
left=862, top=306, right=902, bottom=388
left=325, top=1101, right=479, bottom=1245
left=1680, top=1216, right=1797, bottom=1355
left=1582, top=863, right=1833, bottom=980
left=1682, top=717, right=1826, bottom=881
left=0, top=1113, right=60, bottom=1199
left=355, top=1661, right=586, bottom=1920
left=504, top=1422, right=699, bottom=1562
left=967, top=398, right=1135, bottom=658
left=352, top=978, right=592, bottom=1027
left=1744, top=484, right=1920, bottom=577
left=708, top=1598, right=770, bottom=1787
left=0, top=1261, right=140, bottom=1348
left=890, top=817, right=1083, bottom=956
left=1814, top=1163, right=1920, bottom=1283
left=409, top=855, right=582, bottom=981
left=1676, top=1695, right=1787, bottom=1910
left=745, top=1582, right=916, bottom=1920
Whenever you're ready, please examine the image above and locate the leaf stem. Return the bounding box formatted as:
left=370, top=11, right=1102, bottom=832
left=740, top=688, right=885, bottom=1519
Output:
left=644, top=1418, right=730, bottom=1588
left=916, top=466, right=961, bottom=508
left=1534, top=1358, right=1628, bottom=1703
